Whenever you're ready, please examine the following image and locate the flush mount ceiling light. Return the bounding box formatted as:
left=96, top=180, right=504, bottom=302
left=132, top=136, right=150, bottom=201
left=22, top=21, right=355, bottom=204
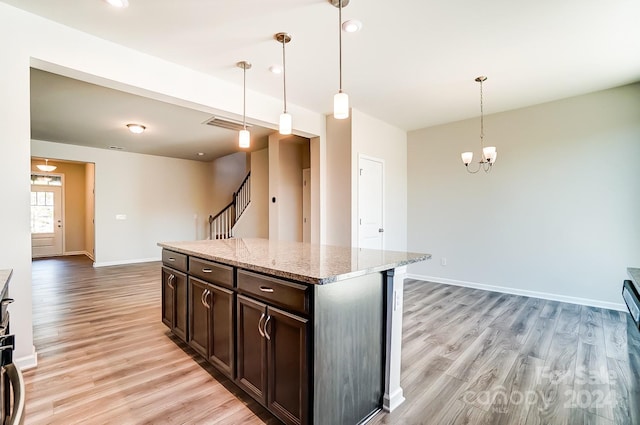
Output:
left=104, top=0, right=129, bottom=8
left=275, top=32, right=292, bottom=135
left=126, top=123, right=146, bottom=134
left=342, top=19, right=362, bottom=33
left=461, top=76, right=497, bottom=173
left=237, top=61, right=252, bottom=149
left=36, top=159, right=57, bottom=172
left=330, top=0, right=350, bottom=119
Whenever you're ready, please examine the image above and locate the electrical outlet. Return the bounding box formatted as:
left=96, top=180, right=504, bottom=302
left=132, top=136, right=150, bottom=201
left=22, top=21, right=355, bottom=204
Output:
left=441, top=257, right=447, bottom=266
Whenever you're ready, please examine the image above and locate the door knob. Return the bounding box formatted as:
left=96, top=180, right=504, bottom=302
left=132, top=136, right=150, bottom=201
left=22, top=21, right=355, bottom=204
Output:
left=378, top=228, right=384, bottom=233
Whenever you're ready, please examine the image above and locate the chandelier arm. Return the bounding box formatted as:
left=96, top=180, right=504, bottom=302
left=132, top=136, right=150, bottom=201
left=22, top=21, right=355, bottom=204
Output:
left=465, top=162, right=481, bottom=174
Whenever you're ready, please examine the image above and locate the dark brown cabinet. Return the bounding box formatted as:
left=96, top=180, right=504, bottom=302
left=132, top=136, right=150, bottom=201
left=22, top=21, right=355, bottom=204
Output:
left=160, top=247, right=385, bottom=425
left=188, top=276, right=235, bottom=378
left=161, top=265, right=187, bottom=342
left=236, top=294, right=308, bottom=425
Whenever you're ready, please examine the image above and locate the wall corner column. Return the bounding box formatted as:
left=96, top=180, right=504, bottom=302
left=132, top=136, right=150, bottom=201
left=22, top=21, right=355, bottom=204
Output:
left=383, top=265, right=407, bottom=411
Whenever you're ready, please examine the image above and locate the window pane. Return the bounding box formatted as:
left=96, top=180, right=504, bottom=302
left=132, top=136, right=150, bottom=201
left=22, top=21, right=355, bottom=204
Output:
left=45, top=192, right=54, bottom=206
left=37, top=191, right=45, bottom=205
left=31, top=192, right=36, bottom=206
left=31, top=205, right=54, bottom=233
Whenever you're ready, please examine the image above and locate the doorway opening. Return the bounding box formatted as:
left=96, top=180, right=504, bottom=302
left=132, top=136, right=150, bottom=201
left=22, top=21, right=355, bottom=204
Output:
left=30, top=158, right=95, bottom=260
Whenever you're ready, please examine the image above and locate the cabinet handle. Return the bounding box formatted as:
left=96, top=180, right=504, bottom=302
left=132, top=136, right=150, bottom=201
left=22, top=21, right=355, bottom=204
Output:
left=1, top=298, right=14, bottom=306
left=167, top=274, right=175, bottom=289
left=264, top=315, right=272, bottom=341
left=258, top=312, right=266, bottom=337
left=259, top=286, right=274, bottom=293
left=201, top=289, right=211, bottom=308
left=167, top=257, right=176, bottom=262
left=202, top=268, right=213, bottom=273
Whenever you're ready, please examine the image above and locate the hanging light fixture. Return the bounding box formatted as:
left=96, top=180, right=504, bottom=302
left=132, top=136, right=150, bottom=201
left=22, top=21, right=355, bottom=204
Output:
left=237, top=61, right=252, bottom=149
left=461, top=76, right=497, bottom=173
left=36, top=159, right=57, bottom=172
left=331, top=0, right=350, bottom=119
left=275, top=32, right=292, bottom=135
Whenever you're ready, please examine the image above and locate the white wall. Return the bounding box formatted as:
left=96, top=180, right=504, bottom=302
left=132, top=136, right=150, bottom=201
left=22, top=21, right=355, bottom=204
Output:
left=351, top=110, right=408, bottom=252
left=209, top=152, right=249, bottom=216
left=233, top=148, right=269, bottom=239
left=407, top=83, right=640, bottom=309
left=0, top=2, right=326, bottom=364
left=325, top=110, right=408, bottom=251
left=325, top=116, right=352, bottom=247
left=32, top=140, right=211, bottom=265
left=278, top=141, right=305, bottom=242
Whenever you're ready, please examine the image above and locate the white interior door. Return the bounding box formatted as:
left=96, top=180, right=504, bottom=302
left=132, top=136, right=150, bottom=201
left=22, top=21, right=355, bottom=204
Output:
left=358, top=156, right=384, bottom=250
left=302, top=168, right=311, bottom=243
left=31, top=184, right=63, bottom=257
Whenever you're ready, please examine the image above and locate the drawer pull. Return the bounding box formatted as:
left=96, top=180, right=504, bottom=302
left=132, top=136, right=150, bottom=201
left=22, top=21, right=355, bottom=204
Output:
left=259, top=286, right=274, bottom=293
left=202, top=268, right=213, bottom=273
left=167, top=257, right=176, bottom=262
left=258, top=312, right=266, bottom=337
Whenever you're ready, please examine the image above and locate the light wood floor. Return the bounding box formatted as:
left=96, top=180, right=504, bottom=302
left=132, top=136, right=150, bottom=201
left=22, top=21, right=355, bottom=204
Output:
left=25, top=256, right=279, bottom=425
left=24, top=256, right=640, bottom=424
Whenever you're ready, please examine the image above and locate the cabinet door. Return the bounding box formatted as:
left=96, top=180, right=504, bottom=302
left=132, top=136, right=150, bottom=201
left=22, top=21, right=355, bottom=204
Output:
left=236, top=295, right=267, bottom=404
left=188, top=277, right=209, bottom=358
left=209, top=284, right=235, bottom=378
left=266, top=306, right=308, bottom=425
left=173, top=269, right=188, bottom=342
left=161, top=267, right=175, bottom=329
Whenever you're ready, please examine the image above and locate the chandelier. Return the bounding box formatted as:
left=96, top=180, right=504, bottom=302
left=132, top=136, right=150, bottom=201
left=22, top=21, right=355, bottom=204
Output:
left=461, top=76, right=497, bottom=173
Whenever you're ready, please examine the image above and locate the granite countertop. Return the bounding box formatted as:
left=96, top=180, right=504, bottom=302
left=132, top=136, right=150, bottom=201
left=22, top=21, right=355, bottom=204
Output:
left=0, top=269, right=12, bottom=292
left=628, top=268, right=640, bottom=287
left=158, top=238, right=430, bottom=285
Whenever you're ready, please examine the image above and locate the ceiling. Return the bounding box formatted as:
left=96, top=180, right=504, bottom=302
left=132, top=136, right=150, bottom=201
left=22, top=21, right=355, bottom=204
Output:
left=30, top=69, right=272, bottom=162
left=8, top=0, right=640, bottom=159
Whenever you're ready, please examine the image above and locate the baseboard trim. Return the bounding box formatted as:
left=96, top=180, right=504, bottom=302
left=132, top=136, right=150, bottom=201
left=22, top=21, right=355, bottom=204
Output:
left=383, top=388, right=405, bottom=412
left=93, top=257, right=160, bottom=268
left=64, top=250, right=86, bottom=256
left=14, top=348, right=38, bottom=370
left=406, top=274, right=627, bottom=312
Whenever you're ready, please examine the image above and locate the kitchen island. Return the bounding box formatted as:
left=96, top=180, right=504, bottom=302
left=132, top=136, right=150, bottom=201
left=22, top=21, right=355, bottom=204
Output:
left=158, top=238, right=429, bottom=425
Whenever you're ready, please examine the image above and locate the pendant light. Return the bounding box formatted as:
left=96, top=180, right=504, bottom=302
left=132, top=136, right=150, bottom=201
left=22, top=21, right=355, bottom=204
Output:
left=275, top=32, right=292, bottom=135
left=331, top=0, right=350, bottom=119
left=237, top=61, right=252, bottom=148
left=36, top=158, right=56, bottom=172
left=461, top=76, right=497, bottom=173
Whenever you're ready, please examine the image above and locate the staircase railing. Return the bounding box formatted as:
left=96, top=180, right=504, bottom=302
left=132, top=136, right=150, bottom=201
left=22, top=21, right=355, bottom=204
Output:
left=209, top=172, right=251, bottom=240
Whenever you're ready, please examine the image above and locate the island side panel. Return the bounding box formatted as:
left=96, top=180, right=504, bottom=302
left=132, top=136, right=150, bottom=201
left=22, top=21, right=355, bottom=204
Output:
left=313, top=273, right=385, bottom=425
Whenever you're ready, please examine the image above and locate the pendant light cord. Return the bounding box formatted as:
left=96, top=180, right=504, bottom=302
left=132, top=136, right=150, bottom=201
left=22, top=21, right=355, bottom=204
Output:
left=339, top=0, right=343, bottom=93
left=479, top=78, right=484, bottom=149
left=282, top=38, right=288, bottom=113
left=242, top=65, right=247, bottom=130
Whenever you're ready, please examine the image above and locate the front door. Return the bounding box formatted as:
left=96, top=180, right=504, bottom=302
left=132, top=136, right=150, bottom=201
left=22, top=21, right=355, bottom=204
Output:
left=31, top=178, right=63, bottom=257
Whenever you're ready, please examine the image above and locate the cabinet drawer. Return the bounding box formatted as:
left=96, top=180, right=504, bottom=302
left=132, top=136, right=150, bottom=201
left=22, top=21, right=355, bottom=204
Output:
left=237, top=269, right=309, bottom=315
left=162, top=249, right=187, bottom=272
left=189, top=257, right=234, bottom=288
